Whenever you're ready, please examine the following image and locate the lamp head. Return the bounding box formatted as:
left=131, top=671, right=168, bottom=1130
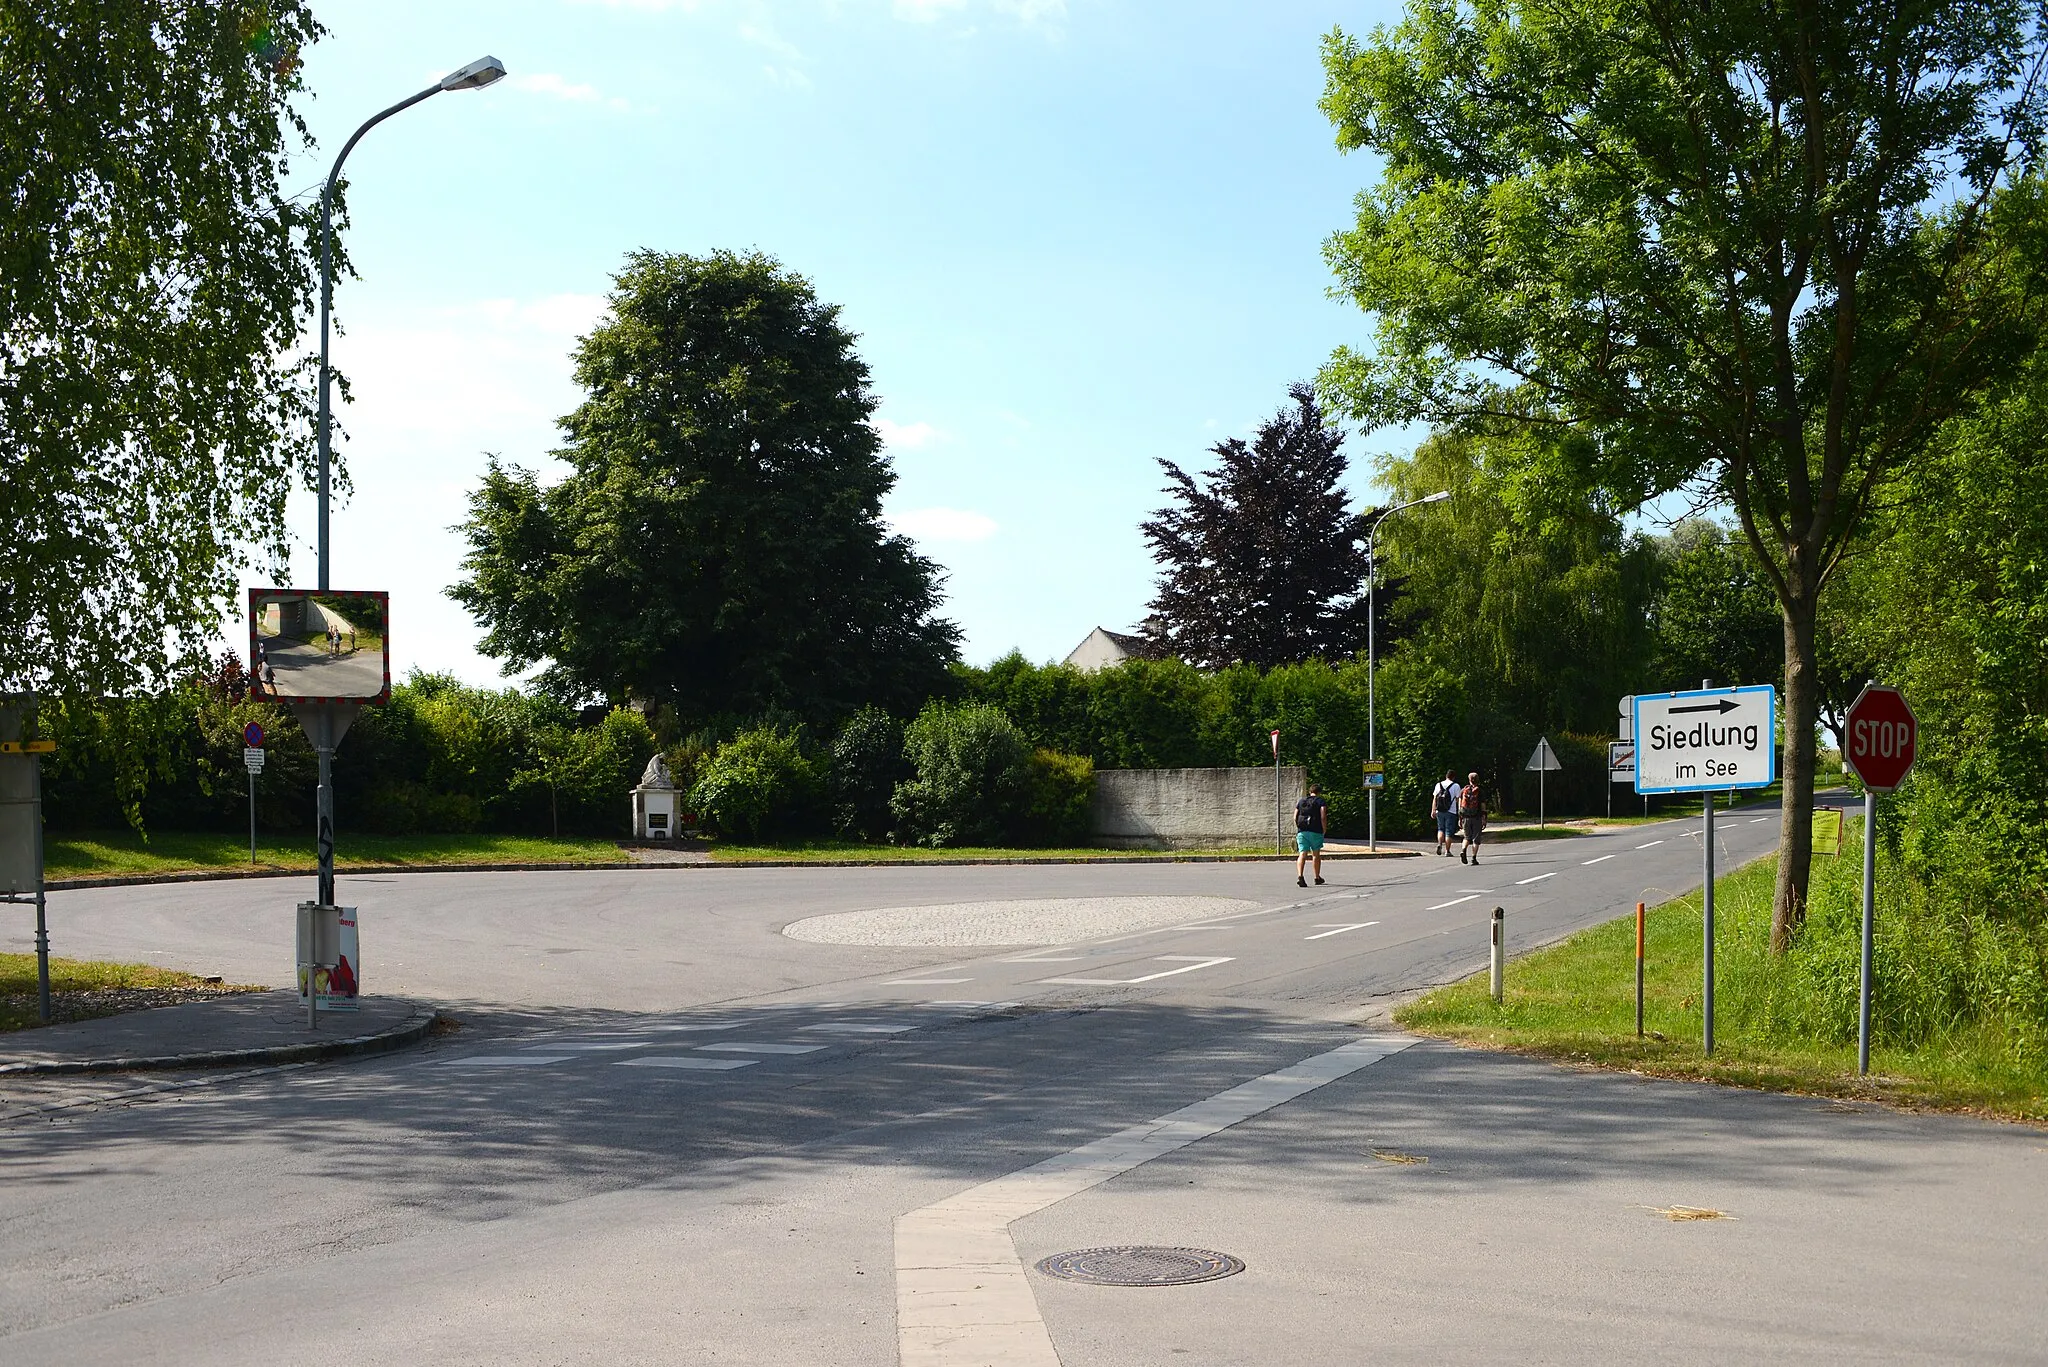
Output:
left=1420, top=490, right=1451, bottom=504
left=440, top=56, right=507, bottom=91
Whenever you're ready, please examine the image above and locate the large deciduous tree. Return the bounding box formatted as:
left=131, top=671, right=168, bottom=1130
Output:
left=1, top=2, right=327, bottom=699
left=1140, top=384, right=1370, bottom=669
left=451, top=249, right=961, bottom=727
left=1319, top=0, right=2048, bottom=948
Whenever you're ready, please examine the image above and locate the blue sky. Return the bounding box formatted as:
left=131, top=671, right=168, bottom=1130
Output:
left=265, top=0, right=1411, bottom=684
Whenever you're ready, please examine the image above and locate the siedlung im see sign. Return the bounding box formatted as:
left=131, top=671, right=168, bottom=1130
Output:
left=1632, top=686, right=1777, bottom=794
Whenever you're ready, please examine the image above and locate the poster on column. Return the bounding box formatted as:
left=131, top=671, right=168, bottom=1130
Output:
left=297, top=907, right=362, bottom=1011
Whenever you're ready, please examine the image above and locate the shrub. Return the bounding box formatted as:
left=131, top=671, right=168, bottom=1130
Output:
left=1022, top=749, right=1094, bottom=845
left=689, top=726, right=820, bottom=840
left=892, top=702, right=1034, bottom=847
left=828, top=707, right=905, bottom=841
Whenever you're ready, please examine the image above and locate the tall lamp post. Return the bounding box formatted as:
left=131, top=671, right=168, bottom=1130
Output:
left=1366, top=490, right=1449, bottom=850
left=314, top=54, right=507, bottom=591
left=304, top=56, right=504, bottom=913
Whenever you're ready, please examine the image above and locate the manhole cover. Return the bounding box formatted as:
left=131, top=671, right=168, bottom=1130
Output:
left=1034, top=1246, right=1245, bottom=1286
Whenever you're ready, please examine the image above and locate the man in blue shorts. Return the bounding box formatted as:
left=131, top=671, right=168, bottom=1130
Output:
left=1430, top=769, right=1461, bottom=855
left=1294, top=782, right=1328, bottom=887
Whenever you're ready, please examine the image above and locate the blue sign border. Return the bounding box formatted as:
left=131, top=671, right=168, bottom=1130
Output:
left=1632, top=685, right=1778, bottom=795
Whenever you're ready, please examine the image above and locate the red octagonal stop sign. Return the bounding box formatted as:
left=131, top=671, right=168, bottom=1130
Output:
left=1845, top=683, right=1917, bottom=792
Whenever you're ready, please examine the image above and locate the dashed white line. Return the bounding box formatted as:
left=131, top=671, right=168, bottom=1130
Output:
left=1581, top=854, right=1616, bottom=866
left=1515, top=872, right=1557, bottom=885
left=1749, top=816, right=1770, bottom=823
left=1040, top=955, right=1234, bottom=987
left=884, top=978, right=974, bottom=985
left=620, top=1057, right=755, bottom=1071
left=1636, top=840, right=1664, bottom=849
left=1427, top=894, right=1480, bottom=910
left=440, top=1055, right=570, bottom=1067
left=696, top=1043, right=825, bottom=1055
left=1304, top=922, right=1379, bottom=940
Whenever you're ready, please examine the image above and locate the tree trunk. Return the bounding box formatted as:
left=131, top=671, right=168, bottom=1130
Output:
left=1773, top=584, right=1821, bottom=952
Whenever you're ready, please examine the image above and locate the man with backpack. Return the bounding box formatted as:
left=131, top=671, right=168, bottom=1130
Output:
left=1294, top=781, right=1329, bottom=888
left=1430, top=770, right=1462, bottom=856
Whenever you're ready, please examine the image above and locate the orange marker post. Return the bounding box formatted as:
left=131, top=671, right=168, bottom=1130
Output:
left=1635, top=901, right=1646, bottom=1038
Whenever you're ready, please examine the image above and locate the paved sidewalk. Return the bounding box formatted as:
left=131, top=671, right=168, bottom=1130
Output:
left=0, top=990, right=436, bottom=1075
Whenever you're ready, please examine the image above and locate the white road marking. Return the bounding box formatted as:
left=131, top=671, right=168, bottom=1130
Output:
left=619, top=1057, right=756, bottom=1071
left=1427, top=894, right=1480, bottom=910
left=893, top=1035, right=1417, bottom=1367
left=1039, top=955, right=1234, bottom=987
left=1581, top=855, right=1617, bottom=866
left=802, top=1022, right=915, bottom=1034
left=695, top=1043, right=825, bottom=1055
left=885, top=979, right=974, bottom=985
left=1092, top=924, right=1233, bottom=944
left=1636, top=840, right=1664, bottom=849
left=1000, top=949, right=1080, bottom=962
left=1515, top=872, right=1557, bottom=885
left=440, top=1055, right=571, bottom=1067
left=637, top=1023, right=743, bottom=1033
left=523, top=1041, right=647, bottom=1051
left=1304, top=922, right=1379, bottom=940
left=1749, top=816, right=1770, bottom=823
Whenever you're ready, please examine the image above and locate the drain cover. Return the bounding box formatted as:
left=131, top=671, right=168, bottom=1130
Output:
left=1034, top=1246, right=1245, bottom=1286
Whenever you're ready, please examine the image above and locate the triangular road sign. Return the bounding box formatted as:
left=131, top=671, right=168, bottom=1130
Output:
left=1526, top=736, right=1563, bottom=772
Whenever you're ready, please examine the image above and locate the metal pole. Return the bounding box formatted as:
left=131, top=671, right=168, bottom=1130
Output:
left=317, top=742, right=336, bottom=907
left=1859, top=788, right=1877, bottom=1075
left=1275, top=745, right=1283, bottom=856
left=1366, top=528, right=1377, bottom=852
left=1703, top=789, right=1716, bottom=1057
left=1539, top=764, right=1546, bottom=829
left=32, top=752, right=50, bottom=1024
left=314, top=84, right=444, bottom=590
left=249, top=768, right=258, bottom=865
left=1490, top=907, right=1504, bottom=1004
left=1635, top=901, right=1645, bottom=1038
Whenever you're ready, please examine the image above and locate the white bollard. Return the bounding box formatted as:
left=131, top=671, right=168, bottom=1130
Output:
left=1490, top=907, right=1505, bottom=1004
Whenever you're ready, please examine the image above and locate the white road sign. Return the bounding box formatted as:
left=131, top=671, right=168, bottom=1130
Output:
left=1608, top=742, right=1636, bottom=779
left=1632, top=686, right=1777, bottom=794
left=243, top=747, right=266, bottom=774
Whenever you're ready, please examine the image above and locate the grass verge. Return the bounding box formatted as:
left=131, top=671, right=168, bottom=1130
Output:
left=1396, top=849, right=2048, bottom=1123
left=704, top=840, right=1276, bottom=863
left=46, top=830, right=629, bottom=881
left=0, top=952, right=260, bottom=1032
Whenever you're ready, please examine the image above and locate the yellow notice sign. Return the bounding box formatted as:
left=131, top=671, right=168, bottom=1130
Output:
left=1812, top=808, right=1844, bottom=857
left=0, top=740, right=54, bottom=754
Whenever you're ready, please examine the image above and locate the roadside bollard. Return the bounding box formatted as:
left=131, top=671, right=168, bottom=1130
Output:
left=1490, top=907, right=1505, bottom=1004
left=1635, top=901, right=1646, bottom=1037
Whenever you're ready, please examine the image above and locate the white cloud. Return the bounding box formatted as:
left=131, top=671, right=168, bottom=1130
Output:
left=889, top=507, right=999, bottom=542
left=874, top=417, right=940, bottom=449
left=893, top=0, right=968, bottom=19
left=508, top=71, right=633, bottom=112
left=993, top=0, right=1065, bottom=23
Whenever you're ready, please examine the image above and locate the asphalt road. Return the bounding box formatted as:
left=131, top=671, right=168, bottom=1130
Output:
left=4, top=811, right=2042, bottom=1364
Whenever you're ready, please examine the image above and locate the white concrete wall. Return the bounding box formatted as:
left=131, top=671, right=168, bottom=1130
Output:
left=1091, top=766, right=1307, bottom=850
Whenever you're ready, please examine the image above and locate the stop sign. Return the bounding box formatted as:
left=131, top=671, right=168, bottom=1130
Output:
left=1845, top=683, right=1916, bottom=791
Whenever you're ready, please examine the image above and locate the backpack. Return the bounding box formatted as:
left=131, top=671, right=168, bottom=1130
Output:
left=1461, top=784, right=1482, bottom=823
left=1433, top=782, right=1454, bottom=816
left=1294, top=796, right=1323, bottom=831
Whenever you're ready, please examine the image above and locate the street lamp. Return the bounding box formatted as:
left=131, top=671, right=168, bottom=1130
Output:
left=1366, top=489, right=1449, bottom=850
left=313, top=55, right=506, bottom=591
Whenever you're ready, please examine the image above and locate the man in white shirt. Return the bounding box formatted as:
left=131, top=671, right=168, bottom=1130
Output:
left=1430, top=770, right=1461, bottom=856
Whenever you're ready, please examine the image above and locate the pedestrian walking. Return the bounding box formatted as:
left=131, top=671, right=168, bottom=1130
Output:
left=1459, top=771, right=1485, bottom=864
left=1294, top=781, right=1329, bottom=887
left=1430, top=770, right=1461, bottom=856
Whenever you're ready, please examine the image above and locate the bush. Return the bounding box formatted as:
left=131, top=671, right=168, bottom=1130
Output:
left=892, top=702, right=1034, bottom=846
left=1022, top=749, right=1094, bottom=845
left=827, top=707, right=904, bottom=840
left=689, top=725, right=820, bottom=840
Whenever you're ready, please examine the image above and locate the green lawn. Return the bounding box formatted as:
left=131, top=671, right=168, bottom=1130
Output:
left=1397, top=847, right=2048, bottom=1122
left=0, top=952, right=259, bottom=1031
left=46, top=830, right=630, bottom=881
left=705, top=839, right=1277, bottom=863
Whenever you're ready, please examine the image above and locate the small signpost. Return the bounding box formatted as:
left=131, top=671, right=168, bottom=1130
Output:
left=1360, top=758, right=1385, bottom=790
left=243, top=722, right=266, bottom=865
left=1270, top=729, right=1282, bottom=855
left=1607, top=742, right=1636, bottom=818
left=1633, top=684, right=1779, bottom=1056
left=0, top=697, right=52, bottom=1024
left=1843, top=683, right=1917, bottom=1076
left=1525, top=736, right=1562, bottom=827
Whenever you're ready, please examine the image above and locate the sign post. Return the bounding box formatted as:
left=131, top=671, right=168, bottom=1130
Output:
left=1843, top=683, right=1917, bottom=1077
left=1270, top=729, right=1282, bottom=856
left=1632, top=683, right=1778, bottom=1056
left=1607, top=742, right=1636, bottom=819
left=243, top=721, right=266, bottom=865
left=0, top=698, right=54, bottom=1024
left=1525, top=736, right=1562, bottom=828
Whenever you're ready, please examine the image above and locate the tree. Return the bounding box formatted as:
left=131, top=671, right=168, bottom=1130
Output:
left=451, top=249, right=961, bottom=727
left=1648, top=521, right=1783, bottom=696
left=1140, top=384, right=1370, bottom=668
left=1, top=2, right=328, bottom=700
left=1319, top=1, right=2048, bottom=948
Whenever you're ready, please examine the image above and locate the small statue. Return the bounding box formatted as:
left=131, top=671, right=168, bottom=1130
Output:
left=638, top=754, right=676, bottom=791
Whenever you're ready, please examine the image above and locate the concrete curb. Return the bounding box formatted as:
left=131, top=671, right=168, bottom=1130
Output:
left=47, top=849, right=1419, bottom=891
left=0, top=1000, right=440, bottom=1076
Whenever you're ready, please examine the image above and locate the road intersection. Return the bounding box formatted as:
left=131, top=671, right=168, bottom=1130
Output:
left=4, top=811, right=2041, bottom=1364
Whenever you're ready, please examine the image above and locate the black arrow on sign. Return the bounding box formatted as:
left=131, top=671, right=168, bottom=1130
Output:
left=1669, top=699, right=1741, bottom=715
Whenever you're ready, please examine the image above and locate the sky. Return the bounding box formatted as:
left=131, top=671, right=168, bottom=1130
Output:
left=258, top=0, right=1414, bottom=686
